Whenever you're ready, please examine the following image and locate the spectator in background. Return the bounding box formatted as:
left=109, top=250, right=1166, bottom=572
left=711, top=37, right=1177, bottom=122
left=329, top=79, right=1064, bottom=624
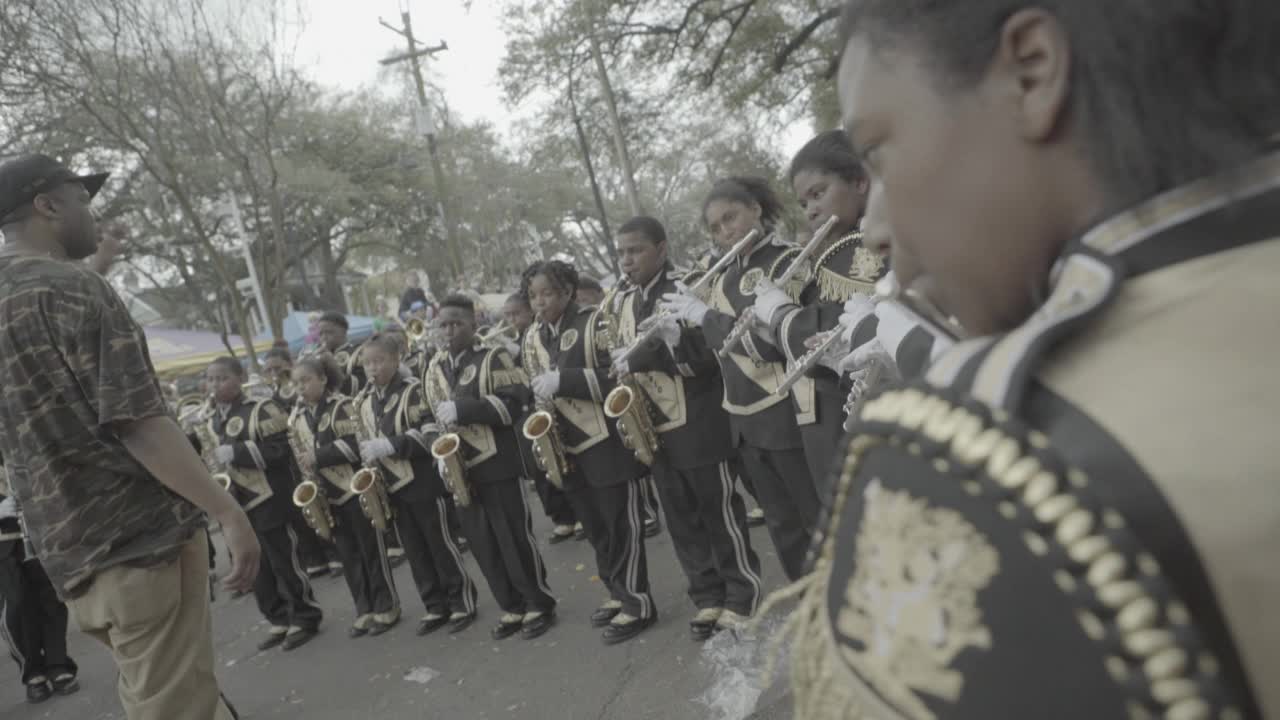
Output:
left=575, top=276, right=605, bottom=307
left=398, top=271, right=430, bottom=321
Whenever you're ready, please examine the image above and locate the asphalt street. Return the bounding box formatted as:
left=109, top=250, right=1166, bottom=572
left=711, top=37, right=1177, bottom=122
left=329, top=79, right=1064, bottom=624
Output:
left=1, top=485, right=797, bottom=720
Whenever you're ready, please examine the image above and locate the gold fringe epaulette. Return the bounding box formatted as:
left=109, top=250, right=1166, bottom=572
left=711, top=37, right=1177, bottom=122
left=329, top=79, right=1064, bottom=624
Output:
left=814, top=232, right=884, bottom=302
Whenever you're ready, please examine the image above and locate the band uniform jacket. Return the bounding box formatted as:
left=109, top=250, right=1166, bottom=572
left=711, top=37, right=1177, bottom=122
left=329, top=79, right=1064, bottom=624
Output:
left=334, top=341, right=367, bottom=398
left=421, top=342, right=530, bottom=486
left=299, top=394, right=360, bottom=507
left=771, top=230, right=888, bottom=405
left=204, top=396, right=295, bottom=530
left=523, top=302, right=646, bottom=489
left=616, top=265, right=734, bottom=471
left=356, top=374, right=445, bottom=504
left=700, top=233, right=814, bottom=451
left=788, top=150, right=1280, bottom=719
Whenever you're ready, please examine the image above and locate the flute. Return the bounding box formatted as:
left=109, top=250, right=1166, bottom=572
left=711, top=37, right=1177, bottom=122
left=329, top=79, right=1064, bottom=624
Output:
left=615, top=228, right=762, bottom=363
left=717, top=215, right=840, bottom=359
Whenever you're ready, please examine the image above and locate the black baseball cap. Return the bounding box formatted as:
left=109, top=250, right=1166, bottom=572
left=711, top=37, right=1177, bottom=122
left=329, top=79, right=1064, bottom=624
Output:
left=0, top=154, right=110, bottom=224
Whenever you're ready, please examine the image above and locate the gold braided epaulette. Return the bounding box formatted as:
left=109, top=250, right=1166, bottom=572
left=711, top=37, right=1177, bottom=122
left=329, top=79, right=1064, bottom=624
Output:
left=787, top=383, right=1239, bottom=720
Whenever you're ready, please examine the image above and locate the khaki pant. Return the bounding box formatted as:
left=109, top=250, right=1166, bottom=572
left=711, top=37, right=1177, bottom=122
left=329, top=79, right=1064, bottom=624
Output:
left=67, top=533, right=235, bottom=720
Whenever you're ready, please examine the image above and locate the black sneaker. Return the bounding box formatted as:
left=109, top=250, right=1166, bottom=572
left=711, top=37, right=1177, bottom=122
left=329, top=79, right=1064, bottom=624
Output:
left=416, top=614, right=448, bottom=636
left=50, top=673, right=79, bottom=696
left=447, top=612, right=476, bottom=634
left=257, top=632, right=288, bottom=651
left=282, top=628, right=318, bottom=651
left=590, top=603, right=622, bottom=628
left=601, top=613, right=657, bottom=645
left=521, top=610, right=556, bottom=640
left=491, top=613, right=524, bottom=640
left=25, top=679, right=52, bottom=704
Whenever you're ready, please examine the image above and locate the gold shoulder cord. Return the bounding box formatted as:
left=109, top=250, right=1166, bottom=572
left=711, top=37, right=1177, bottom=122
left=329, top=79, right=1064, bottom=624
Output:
left=766, top=387, right=1234, bottom=720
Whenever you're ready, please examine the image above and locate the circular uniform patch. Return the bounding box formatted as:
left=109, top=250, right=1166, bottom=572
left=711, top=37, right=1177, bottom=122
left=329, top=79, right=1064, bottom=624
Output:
left=459, top=365, right=477, bottom=386
left=559, top=328, right=579, bottom=353
left=738, top=267, right=765, bottom=296
left=335, top=351, right=351, bottom=369
left=319, top=413, right=333, bottom=433
left=225, top=416, right=245, bottom=438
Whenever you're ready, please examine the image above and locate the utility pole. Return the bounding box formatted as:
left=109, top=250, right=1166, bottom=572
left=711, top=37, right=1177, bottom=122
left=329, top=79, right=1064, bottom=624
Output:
left=588, top=35, right=644, bottom=217
left=379, top=12, right=463, bottom=281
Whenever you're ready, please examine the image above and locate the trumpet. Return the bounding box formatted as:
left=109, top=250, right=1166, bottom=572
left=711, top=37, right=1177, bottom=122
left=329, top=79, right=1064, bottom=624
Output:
left=719, top=215, right=839, bottom=359
left=406, top=318, right=428, bottom=346
left=616, top=228, right=762, bottom=364
left=604, top=383, right=659, bottom=466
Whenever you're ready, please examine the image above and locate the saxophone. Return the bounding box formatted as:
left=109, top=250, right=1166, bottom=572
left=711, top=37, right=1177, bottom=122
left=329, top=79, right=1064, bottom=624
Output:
left=351, top=390, right=393, bottom=531
left=597, top=285, right=661, bottom=466
left=425, top=356, right=473, bottom=508
left=288, top=406, right=335, bottom=541
left=520, top=327, right=571, bottom=489
left=191, top=401, right=234, bottom=492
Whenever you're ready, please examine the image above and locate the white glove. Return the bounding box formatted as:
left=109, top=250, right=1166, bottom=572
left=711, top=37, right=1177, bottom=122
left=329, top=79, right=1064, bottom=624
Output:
left=214, top=445, right=235, bottom=465
left=359, top=438, right=396, bottom=465
left=659, top=291, right=710, bottom=327
left=838, top=295, right=877, bottom=345
left=751, top=280, right=793, bottom=326
left=837, top=338, right=895, bottom=376
left=0, top=497, right=16, bottom=521
left=435, top=401, right=458, bottom=427
left=610, top=348, right=631, bottom=377
left=531, top=371, right=560, bottom=401
left=499, top=338, right=520, bottom=357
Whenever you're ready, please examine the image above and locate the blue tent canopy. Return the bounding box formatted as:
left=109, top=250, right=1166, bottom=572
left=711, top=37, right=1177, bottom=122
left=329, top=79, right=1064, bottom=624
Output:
left=274, top=311, right=382, bottom=357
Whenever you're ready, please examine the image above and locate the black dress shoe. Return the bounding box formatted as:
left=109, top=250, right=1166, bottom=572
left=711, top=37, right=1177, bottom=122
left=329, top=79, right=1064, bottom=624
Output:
left=590, top=605, right=622, bottom=628
left=416, top=615, right=448, bottom=636
left=521, top=611, right=556, bottom=640
left=491, top=615, right=524, bottom=640
left=282, top=628, right=318, bottom=651
left=26, top=680, right=52, bottom=704
left=689, top=608, right=722, bottom=642
left=257, top=633, right=288, bottom=651
left=601, top=613, right=657, bottom=645
left=643, top=518, right=662, bottom=538
left=447, top=612, right=476, bottom=634
left=456, top=537, right=470, bottom=554
left=51, top=673, right=79, bottom=696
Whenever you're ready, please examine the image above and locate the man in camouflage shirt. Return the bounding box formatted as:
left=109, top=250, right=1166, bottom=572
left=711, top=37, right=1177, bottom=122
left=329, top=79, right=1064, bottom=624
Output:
left=0, top=154, right=261, bottom=720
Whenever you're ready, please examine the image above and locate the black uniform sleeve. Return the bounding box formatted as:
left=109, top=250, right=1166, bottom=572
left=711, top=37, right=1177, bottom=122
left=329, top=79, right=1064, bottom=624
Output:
left=456, top=351, right=528, bottom=427
left=315, top=402, right=362, bottom=469
left=388, top=384, right=435, bottom=459
left=230, top=401, right=291, bottom=471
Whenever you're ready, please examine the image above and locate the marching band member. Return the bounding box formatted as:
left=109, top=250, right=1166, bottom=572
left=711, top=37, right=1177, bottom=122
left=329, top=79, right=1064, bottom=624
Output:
left=201, top=357, right=323, bottom=651
left=522, top=260, right=657, bottom=644
left=316, top=311, right=367, bottom=397
left=428, top=295, right=557, bottom=640
left=659, top=177, right=820, bottom=581
left=751, top=131, right=888, bottom=491
left=610, top=216, right=763, bottom=640
left=291, top=355, right=401, bottom=638
left=0, top=454, right=79, bottom=704
left=355, top=333, right=478, bottom=636
left=505, top=292, right=579, bottom=544
left=786, top=1, right=1280, bottom=717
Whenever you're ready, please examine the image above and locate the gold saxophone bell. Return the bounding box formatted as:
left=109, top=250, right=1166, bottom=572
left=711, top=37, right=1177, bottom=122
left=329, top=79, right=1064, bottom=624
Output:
left=522, top=410, right=570, bottom=489
left=406, top=318, right=427, bottom=345
left=430, top=433, right=472, bottom=508
left=292, top=480, right=334, bottom=541
left=351, top=466, right=392, bottom=531
left=604, top=384, right=659, bottom=466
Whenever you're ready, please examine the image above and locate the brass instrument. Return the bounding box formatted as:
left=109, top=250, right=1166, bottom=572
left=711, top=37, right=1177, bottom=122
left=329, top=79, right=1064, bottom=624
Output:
left=521, top=331, right=571, bottom=489
left=350, top=391, right=393, bottom=531
left=477, top=320, right=514, bottom=346
left=719, top=215, right=839, bottom=358
left=603, top=384, right=659, bottom=466
left=424, top=360, right=473, bottom=508
left=191, top=401, right=235, bottom=492
left=406, top=318, right=428, bottom=346
left=616, top=228, right=762, bottom=364
left=288, top=406, right=334, bottom=541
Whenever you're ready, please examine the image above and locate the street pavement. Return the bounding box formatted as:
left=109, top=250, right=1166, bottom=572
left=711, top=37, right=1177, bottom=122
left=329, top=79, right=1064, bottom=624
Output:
left=0, top=485, right=798, bottom=720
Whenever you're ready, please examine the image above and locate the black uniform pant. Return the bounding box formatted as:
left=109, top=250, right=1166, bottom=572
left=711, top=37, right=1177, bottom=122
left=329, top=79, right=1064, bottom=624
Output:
left=639, top=475, right=660, bottom=524
left=332, top=501, right=398, bottom=620
left=295, top=518, right=338, bottom=572
left=0, top=544, right=75, bottom=684
left=565, top=477, right=654, bottom=619
left=458, top=479, right=556, bottom=615
left=391, top=493, right=477, bottom=617
left=738, top=445, right=819, bottom=581
left=799, top=409, right=844, bottom=502
left=532, top=474, right=576, bottom=527
left=653, top=458, right=762, bottom=616
left=253, top=521, right=324, bottom=632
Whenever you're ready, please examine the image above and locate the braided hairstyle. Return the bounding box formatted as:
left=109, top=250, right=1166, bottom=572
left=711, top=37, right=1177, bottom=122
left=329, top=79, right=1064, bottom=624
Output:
left=520, top=260, right=579, bottom=302
left=702, top=176, right=785, bottom=231
left=295, top=353, right=344, bottom=394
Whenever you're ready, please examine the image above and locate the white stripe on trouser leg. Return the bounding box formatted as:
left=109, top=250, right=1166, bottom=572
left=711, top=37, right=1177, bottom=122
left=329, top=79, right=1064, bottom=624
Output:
left=623, top=480, right=651, bottom=619
left=515, top=482, right=556, bottom=599
left=718, top=461, right=762, bottom=615
left=372, top=526, right=401, bottom=613
left=0, top=596, right=26, bottom=672
left=284, top=524, right=323, bottom=612
left=435, top=498, right=476, bottom=615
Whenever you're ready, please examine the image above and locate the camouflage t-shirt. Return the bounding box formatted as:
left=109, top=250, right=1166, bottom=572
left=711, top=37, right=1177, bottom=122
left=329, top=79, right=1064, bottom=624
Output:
left=0, top=251, right=203, bottom=599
